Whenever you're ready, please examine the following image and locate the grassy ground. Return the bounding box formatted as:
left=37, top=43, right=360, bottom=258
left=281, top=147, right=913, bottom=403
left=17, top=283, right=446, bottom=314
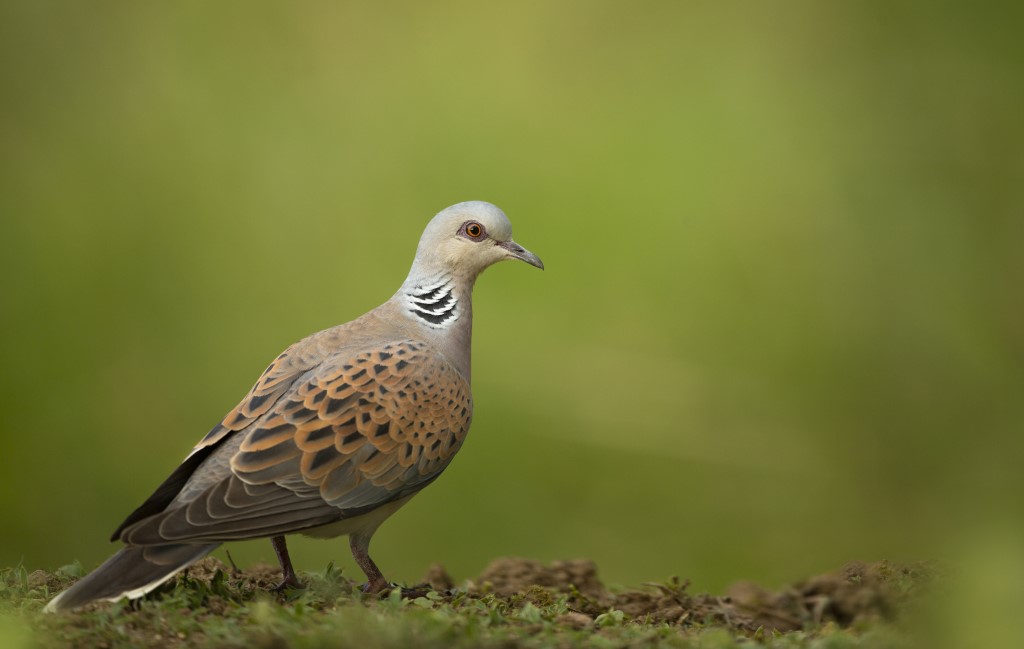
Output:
left=1, top=557, right=931, bottom=649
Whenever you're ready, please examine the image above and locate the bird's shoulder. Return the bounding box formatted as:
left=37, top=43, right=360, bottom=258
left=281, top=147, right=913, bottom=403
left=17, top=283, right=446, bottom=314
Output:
left=189, top=307, right=426, bottom=453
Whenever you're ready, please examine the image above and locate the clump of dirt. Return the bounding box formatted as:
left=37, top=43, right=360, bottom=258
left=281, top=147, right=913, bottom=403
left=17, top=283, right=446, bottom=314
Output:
left=609, top=578, right=744, bottom=628
left=726, top=560, right=933, bottom=631
left=27, top=569, right=66, bottom=593
left=183, top=557, right=282, bottom=593
left=471, top=558, right=605, bottom=600
left=421, top=563, right=456, bottom=591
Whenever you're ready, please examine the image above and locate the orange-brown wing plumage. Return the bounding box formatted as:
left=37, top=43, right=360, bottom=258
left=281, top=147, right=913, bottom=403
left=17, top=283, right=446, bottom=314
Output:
left=118, top=339, right=472, bottom=544
left=190, top=338, right=329, bottom=455
left=233, top=339, right=472, bottom=504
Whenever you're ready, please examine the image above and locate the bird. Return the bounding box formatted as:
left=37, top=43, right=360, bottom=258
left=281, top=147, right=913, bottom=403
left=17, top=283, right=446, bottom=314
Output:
left=45, top=200, right=543, bottom=612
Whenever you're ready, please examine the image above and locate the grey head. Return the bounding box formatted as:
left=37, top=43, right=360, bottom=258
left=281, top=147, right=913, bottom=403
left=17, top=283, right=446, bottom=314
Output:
left=395, top=200, right=542, bottom=338
left=408, top=201, right=543, bottom=278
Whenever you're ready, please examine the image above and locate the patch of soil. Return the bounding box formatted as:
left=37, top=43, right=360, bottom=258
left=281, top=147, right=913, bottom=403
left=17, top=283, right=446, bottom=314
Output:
left=461, top=557, right=933, bottom=632
left=183, top=556, right=282, bottom=593
left=471, top=558, right=605, bottom=600
left=725, top=560, right=932, bottom=631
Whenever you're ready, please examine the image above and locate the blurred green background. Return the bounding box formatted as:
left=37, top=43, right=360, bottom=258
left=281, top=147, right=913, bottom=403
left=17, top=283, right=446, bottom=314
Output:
left=1, top=0, right=1021, bottom=600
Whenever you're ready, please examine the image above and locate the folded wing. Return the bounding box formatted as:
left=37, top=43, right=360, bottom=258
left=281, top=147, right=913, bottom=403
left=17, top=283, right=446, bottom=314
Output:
left=117, top=339, right=472, bottom=545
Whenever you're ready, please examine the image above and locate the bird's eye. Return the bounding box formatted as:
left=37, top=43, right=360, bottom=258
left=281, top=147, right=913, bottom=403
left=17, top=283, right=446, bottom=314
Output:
left=465, top=222, right=484, bottom=239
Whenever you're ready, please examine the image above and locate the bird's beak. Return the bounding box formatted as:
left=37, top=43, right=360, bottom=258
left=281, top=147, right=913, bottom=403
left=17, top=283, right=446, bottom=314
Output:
left=498, top=240, right=544, bottom=270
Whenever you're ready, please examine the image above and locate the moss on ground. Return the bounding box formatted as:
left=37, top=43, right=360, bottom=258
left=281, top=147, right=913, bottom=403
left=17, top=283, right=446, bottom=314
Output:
left=0, top=557, right=932, bottom=648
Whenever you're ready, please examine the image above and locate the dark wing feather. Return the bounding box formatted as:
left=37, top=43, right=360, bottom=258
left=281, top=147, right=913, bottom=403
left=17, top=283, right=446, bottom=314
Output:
left=109, top=440, right=221, bottom=541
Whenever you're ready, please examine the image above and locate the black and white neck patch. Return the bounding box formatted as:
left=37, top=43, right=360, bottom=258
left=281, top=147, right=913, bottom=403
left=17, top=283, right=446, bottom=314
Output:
left=406, top=278, right=459, bottom=328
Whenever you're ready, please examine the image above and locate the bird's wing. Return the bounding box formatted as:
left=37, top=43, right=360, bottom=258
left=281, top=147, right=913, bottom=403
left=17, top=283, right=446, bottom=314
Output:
left=192, top=336, right=331, bottom=455
left=110, top=336, right=325, bottom=540
left=117, top=339, right=472, bottom=545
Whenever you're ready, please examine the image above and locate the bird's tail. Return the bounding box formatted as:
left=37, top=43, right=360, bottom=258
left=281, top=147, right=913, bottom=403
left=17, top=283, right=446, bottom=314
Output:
left=44, top=543, right=219, bottom=613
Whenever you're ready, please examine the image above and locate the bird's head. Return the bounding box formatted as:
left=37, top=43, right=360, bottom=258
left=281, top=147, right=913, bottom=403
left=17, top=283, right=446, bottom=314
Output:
left=411, top=201, right=544, bottom=279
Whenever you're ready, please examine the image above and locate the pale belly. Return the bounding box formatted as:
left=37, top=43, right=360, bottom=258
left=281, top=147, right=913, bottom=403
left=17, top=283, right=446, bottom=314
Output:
left=300, top=494, right=416, bottom=539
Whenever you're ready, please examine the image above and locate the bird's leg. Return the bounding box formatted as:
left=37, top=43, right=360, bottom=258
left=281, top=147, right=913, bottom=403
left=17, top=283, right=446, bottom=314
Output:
left=349, top=532, right=432, bottom=598
left=270, top=535, right=304, bottom=591
left=349, top=532, right=390, bottom=594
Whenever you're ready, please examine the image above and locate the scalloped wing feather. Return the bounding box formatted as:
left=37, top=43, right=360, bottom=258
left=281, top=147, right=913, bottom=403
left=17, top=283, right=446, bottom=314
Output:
left=118, top=339, right=471, bottom=545
left=233, top=340, right=472, bottom=507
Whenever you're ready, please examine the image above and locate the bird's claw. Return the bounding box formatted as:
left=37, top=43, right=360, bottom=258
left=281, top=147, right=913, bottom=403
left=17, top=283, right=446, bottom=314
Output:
left=271, top=576, right=305, bottom=593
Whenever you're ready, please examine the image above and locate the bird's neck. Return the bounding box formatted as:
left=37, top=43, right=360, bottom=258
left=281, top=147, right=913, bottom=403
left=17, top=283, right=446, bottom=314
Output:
left=396, top=271, right=476, bottom=381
